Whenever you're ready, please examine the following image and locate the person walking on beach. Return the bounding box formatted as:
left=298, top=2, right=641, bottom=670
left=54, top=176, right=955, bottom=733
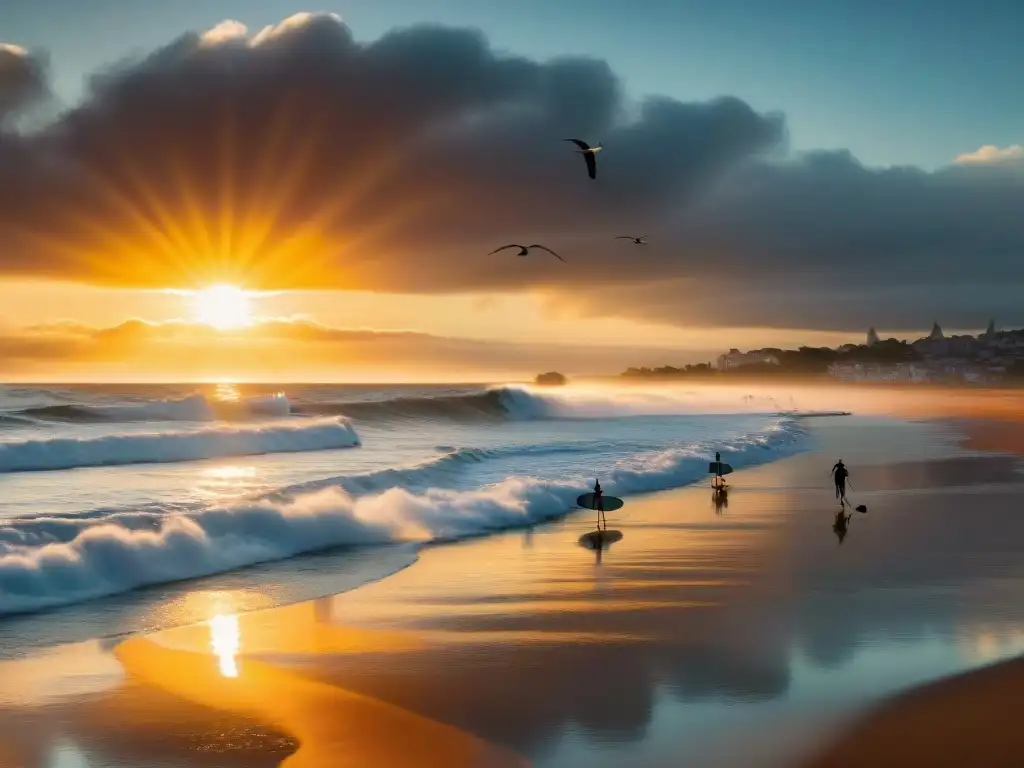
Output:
left=593, top=479, right=606, bottom=531
left=712, top=452, right=725, bottom=489
left=831, top=460, right=849, bottom=506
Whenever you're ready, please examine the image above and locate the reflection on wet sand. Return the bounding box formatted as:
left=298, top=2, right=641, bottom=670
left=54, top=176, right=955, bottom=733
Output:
left=115, top=621, right=526, bottom=767
left=210, top=614, right=241, bottom=678
left=0, top=641, right=124, bottom=709
left=713, top=487, right=729, bottom=514
left=578, top=529, right=623, bottom=565
left=832, top=510, right=851, bottom=544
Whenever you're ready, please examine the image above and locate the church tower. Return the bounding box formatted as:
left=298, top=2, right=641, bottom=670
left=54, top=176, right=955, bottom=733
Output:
left=866, top=327, right=880, bottom=347
left=929, top=321, right=944, bottom=341
left=985, top=319, right=996, bottom=337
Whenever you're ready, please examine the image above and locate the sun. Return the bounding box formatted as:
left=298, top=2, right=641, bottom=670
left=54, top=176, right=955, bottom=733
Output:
left=191, top=284, right=253, bottom=330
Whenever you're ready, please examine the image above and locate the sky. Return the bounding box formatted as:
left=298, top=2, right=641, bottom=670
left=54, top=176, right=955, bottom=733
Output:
left=0, top=0, right=1021, bottom=381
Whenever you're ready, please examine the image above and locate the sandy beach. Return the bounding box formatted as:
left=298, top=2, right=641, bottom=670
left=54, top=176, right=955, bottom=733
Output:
left=2, top=411, right=1024, bottom=767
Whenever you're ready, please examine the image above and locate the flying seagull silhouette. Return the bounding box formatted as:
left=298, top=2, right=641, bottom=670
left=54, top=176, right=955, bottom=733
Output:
left=564, top=139, right=602, bottom=179
left=489, top=244, right=566, bottom=262
left=614, top=235, right=648, bottom=244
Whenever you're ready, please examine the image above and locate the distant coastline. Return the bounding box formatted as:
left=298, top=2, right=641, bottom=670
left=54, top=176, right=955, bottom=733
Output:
left=621, top=323, right=1024, bottom=385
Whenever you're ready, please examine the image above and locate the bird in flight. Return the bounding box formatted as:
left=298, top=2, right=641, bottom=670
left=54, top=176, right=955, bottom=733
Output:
left=489, top=244, right=566, bottom=262
left=615, top=235, right=648, bottom=245
left=564, top=139, right=602, bottom=180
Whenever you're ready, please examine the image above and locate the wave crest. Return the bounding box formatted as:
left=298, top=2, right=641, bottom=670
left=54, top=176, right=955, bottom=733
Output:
left=7, top=385, right=811, bottom=428
left=0, top=418, right=360, bottom=473
left=291, top=384, right=782, bottom=423
left=15, top=393, right=292, bottom=423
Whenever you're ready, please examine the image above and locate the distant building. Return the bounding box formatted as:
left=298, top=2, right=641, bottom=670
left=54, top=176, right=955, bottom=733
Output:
left=946, top=335, right=978, bottom=355
left=985, top=319, right=997, bottom=337
left=716, top=349, right=780, bottom=371
left=914, top=321, right=952, bottom=357
left=866, top=327, right=880, bottom=347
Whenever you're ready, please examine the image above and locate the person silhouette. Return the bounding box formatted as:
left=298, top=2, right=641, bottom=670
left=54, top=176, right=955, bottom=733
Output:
left=831, top=460, right=849, bottom=506
left=712, top=452, right=726, bottom=489
left=592, top=479, right=606, bottom=531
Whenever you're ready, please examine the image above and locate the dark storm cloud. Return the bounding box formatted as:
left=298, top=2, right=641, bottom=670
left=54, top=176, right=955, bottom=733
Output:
left=0, top=12, right=1022, bottom=331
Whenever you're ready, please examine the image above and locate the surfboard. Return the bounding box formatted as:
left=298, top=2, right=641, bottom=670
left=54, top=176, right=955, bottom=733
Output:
left=578, top=529, right=623, bottom=550
left=708, top=462, right=734, bottom=476
left=576, top=493, right=624, bottom=512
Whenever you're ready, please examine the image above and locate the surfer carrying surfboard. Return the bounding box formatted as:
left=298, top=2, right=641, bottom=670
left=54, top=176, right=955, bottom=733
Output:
left=592, top=479, right=606, bottom=530
left=577, top=481, right=622, bottom=548
left=710, top=452, right=731, bottom=489
left=831, top=460, right=849, bottom=506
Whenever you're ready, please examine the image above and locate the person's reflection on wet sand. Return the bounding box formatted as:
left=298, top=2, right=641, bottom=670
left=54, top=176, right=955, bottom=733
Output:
left=579, top=529, right=623, bottom=565
left=833, top=509, right=852, bottom=544
left=712, top=487, right=729, bottom=515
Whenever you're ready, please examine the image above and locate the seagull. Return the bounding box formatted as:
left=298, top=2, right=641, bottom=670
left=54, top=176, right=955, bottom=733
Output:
left=564, top=139, right=602, bottom=180
left=614, top=235, right=648, bottom=245
left=488, top=244, right=566, bottom=262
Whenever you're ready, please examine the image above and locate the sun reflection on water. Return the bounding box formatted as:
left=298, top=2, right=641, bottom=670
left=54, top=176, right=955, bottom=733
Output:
left=196, top=463, right=261, bottom=501
left=209, top=613, right=241, bottom=678
left=202, top=464, right=257, bottom=481
left=215, top=381, right=241, bottom=402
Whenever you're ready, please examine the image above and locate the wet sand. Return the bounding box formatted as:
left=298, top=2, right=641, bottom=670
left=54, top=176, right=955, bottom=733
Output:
left=3, top=415, right=1024, bottom=766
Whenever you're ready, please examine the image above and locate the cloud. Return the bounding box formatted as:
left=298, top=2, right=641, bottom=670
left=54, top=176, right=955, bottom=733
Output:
left=955, top=144, right=1024, bottom=165
left=0, top=14, right=780, bottom=288
left=558, top=150, right=1024, bottom=331
left=0, top=316, right=702, bottom=379
left=0, top=43, right=48, bottom=124
left=199, top=20, right=249, bottom=46
left=0, top=14, right=1021, bottom=332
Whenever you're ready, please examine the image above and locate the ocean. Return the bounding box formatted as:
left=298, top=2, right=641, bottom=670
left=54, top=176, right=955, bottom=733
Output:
left=0, top=382, right=810, bottom=652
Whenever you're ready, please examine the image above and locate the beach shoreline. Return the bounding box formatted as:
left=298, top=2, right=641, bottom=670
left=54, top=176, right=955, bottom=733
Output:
left=2, top=411, right=1024, bottom=767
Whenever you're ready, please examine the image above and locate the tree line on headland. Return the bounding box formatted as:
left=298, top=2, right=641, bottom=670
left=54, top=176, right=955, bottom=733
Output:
left=621, top=336, right=1024, bottom=381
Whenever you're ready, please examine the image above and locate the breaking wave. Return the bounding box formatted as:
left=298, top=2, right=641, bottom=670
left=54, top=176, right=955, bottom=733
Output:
left=296, top=384, right=805, bottom=423
left=6, top=384, right=831, bottom=428
left=14, top=393, right=292, bottom=423
left=0, top=418, right=360, bottom=474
